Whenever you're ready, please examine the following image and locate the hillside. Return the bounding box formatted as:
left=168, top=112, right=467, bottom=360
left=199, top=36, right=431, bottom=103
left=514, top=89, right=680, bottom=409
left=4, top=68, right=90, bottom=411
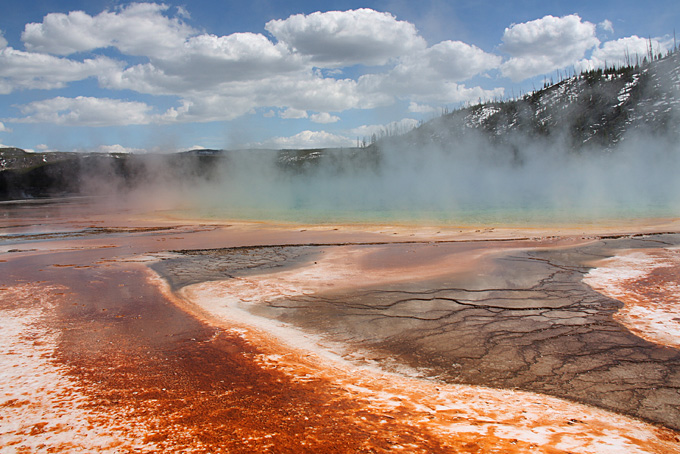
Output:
left=1, top=50, right=679, bottom=201
left=404, top=51, right=680, bottom=151
left=0, top=150, right=223, bottom=200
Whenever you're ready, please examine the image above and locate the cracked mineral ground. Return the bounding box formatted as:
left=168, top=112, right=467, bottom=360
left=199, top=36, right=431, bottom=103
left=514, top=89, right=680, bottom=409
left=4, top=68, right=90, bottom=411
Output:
left=4, top=198, right=680, bottom=452
left=154, top=234, right=680, bottom=431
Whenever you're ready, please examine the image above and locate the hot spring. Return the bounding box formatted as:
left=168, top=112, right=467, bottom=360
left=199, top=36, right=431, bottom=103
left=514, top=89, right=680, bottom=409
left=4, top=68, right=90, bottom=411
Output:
left=161, top=135, right=680, bottom=226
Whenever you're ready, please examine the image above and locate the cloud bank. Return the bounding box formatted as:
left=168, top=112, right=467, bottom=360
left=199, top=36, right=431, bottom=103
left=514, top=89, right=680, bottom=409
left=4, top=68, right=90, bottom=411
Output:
left=501, top=15, right=599, bottom=81
left=264, top=9, right=427, bottom=67
left=0, top=4, right=674, bottom=150
left=579, top=35, right=674, bottom=70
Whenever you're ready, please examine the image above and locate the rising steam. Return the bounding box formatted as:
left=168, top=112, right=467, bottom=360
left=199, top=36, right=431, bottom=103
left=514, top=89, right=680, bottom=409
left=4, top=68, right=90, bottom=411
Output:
left=130, top=128, right=679, bottom=225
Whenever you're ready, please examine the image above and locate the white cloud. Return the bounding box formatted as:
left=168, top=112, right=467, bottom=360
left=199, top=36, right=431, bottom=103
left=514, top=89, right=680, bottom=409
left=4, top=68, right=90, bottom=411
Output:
left=0, top=4, right=509, bottom=128
left=176, top=6, right=191, bottom=20
left=579, top=35, right=673, bottom=70
left=310, top=112, right=340, bottom=124
left=599, top=19, right=614, bottom=34
left=13, top=96, right=154, bottom=126
left=155, top=32, right=303, bottom=82
left=22, top=3, right=194, bottom=59
left=180, top=74, right=373, bottom=122
left=280, top=107, right=308, bottom=119
left=397, top=41, right=501, bottom=81
left=357, top=40, right=502, bottom=105
left=0, top=33, right=7, bottom=50
left=81, top=144, right=145, bottom=154
left=271, top=74, right=374, bottom=111
left=100, top=67, right=385, bottom=125
left=408, top=102, right=437, bottom=113
left=98, top=62, right=174, bottom=95
left=500, top=14, right=599, bottom=81
left=254, top=130, right=355, bottom=149
left=349, top=118, right=420, bottom=137
left=265, top=9, right=426, bottom=67
left=0, top=121, right=10, bottom=132
left=157, top=93, right=267, bottom=123
left=359, top=72, right=503, bottom=105
left=0, top=47, right=120, bottom=94
left=263, top=110, right=275, bottom=118
left=74, top=144, right=194, bottom=154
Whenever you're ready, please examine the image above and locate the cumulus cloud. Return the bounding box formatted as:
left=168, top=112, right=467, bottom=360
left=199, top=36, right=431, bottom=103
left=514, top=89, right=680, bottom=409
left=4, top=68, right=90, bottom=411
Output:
left=0, top=121, right=10, bottom=132
left=0, top=32, right=7, bottom=49
left=310, top=112, right=340, bottom=123
left=20, top=3, right=308, bottom=104
left=349, top=118, right=420, bottom=137
left=0, top=47, right=120, bottom=94
left=357, top=40, right=502, bottom=104
left=176, top=6, right=191, bottom=20
left=3, top=3, right=599, bottom=135
left=579, top=35, right=673, bottom=70
left=599, top=19, right=614, bottom=34
left=397, top=41, right=501, bottom=81
left=360, top=73, right=503, bottom=105
left=156, top=95, right=250, bottom=124
left=408, top=102, right=437, bottom=114
left=253, top=118, right=420, bottom=150
left=253, top=130, right=355, bottom=149
left=500, top=14, right=599, bottom=81
left=13, top=96, right=153, bottom=126
left=22, top=3, right=194, bottom=59
left=280, top=107, right=308, bottom=119
left=265, top=9, right=426, bottom=67
left=165, top=74, right=366, bottom=122
left=75, top=144, right=146, bottom=154
left=155, top=32, right=303, bottom=82
left=94, top=30, right=368, bottom=117
left=93, top=32, right=301, bottom=94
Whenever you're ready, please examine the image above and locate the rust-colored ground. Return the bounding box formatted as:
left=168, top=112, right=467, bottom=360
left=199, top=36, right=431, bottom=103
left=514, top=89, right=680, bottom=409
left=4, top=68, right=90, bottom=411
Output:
left=2, top=199, right=680, bottom=452
left=585, top=247, right=680, bottom=348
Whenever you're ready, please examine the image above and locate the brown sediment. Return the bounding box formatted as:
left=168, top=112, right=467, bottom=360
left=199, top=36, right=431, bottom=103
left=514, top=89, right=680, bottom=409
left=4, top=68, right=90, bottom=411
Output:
left=159, top=233, right=680, bottom=432
left=3, top=200, right=680, bottom=452
left=172, top=269, right=680, bottom=453
left=3, top=261, right=679, bottom=453
left=1, top=264, right=448, bottom=452
left=0, top=261, right=542, bottom=453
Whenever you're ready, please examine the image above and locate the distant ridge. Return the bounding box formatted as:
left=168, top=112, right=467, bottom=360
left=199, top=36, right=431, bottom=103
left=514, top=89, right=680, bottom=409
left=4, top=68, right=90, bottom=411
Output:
left=2, top=49, right=679, bottom=200
left=399, top=49, right=680, bottom=151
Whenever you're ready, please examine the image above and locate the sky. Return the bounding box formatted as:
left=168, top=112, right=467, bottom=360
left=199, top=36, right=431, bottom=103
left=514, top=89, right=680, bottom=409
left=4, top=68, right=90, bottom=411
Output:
left=0, top=0, right=678, bottom=153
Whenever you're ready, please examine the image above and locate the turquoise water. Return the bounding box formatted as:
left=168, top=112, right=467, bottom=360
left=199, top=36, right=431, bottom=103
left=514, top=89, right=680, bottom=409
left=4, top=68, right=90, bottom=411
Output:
left=173, top=199, right=680, bottom=227
left=169, top=141, right=680, bottom=227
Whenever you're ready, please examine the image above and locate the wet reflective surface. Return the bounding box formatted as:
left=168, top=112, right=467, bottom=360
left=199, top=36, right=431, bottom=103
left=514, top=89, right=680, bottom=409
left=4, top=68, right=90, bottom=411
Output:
left=162, top=236, right=680, bottom=430
left=2, top=199, right=680, bottom=452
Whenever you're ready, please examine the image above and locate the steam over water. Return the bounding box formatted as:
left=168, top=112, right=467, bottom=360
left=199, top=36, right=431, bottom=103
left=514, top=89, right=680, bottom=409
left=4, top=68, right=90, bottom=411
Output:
left=169, top=132, right=680, bottom=225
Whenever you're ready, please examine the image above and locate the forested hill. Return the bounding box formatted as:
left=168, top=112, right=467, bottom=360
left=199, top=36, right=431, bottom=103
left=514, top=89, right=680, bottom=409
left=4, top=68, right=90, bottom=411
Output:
left=400, top=50, right=680, bottom=151
left=1, top=50, right=679, bottom=200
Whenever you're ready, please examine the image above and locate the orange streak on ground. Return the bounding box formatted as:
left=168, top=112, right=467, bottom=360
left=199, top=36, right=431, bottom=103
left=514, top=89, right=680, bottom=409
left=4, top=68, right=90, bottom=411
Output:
left=172, top=265, right=680, bottom=454
left=4, top=275, right=679, bottom=453
left=3, top=203, right=680, bottom=452
left=0, top=280, right=517, bottom=453
left=585, top=248, right=680, bottom=349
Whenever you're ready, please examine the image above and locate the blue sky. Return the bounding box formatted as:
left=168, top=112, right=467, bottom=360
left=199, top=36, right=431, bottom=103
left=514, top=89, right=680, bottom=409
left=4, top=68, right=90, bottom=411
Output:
left=0, top=0, right=677, bottom=152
